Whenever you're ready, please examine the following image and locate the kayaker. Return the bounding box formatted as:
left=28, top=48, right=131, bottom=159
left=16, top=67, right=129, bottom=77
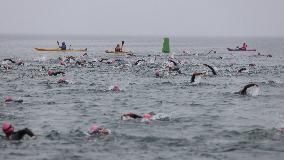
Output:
left=241, top=43, right=247, bottom=50
left=115, top=44, right=122, bottom=52
left=59, top=42, right=67, bottom=50
left=2, top=121, right=36, bottom=140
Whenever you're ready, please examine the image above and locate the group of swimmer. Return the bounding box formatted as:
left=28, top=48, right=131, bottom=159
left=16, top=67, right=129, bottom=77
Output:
left=1, top=40, right=277, bottom=141
left=2, top=111, right=170, bottom=140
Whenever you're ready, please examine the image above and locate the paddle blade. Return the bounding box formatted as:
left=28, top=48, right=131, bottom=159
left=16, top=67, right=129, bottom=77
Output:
left=57, top=41, right=59, bottom=46
left=122, top=41, right=125, bottom=47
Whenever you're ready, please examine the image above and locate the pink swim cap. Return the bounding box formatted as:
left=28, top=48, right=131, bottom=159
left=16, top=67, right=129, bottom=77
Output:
left=89, top=124, right=100, bottom=133
left=2, top=121, right=14, bottom=134
left=48, top=70, right=54, bottom=76
left=57, top=77, right=67, bottom=83
left=4, top=96, right=13, bottom=102
left=154, top=69, right=160, bottom=77
left=143, top=113, right=153, bottom=119
left=60, top=61, right=65, bottom=65
left=111, top=85, right=120, bottom=91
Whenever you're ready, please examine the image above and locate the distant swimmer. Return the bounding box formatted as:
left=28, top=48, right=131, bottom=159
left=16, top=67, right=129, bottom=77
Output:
left=257, top=53, right=272, bottom=57
left=207, top=50, right=217, bottom=54
left=121, top=112, right=143, bottom=120
left=142, top=112, right=170, bottom=121
left=3, top=59, right=24, bottom=66
left=4, top=96, right=23, bottom=103
left=235, top=83, right=259, bottom=95
left=110, top=85, right=120, bottom=91
left=190, top=72, right=206, bottom=83
left=57, top=77, right=68, bottom=84
left=238, top=68, right=247, bottom=73
left=121, top=112, right=170, bottom=121
left=48, top=70, right=65, bottom=76
left=154, top=68, right=161, bottom=78
left=88, top=124, right=109, bottom=136
left=134, top=59, right=146, bottom=65
left=2, top=121, right=36, bottom=140
left=203, top=64, right=217, bottom=75
left=167, top=60, right=182, bottom=74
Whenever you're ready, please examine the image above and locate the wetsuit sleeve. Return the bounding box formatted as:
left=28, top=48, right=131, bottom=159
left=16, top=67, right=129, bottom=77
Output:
left=54, top=71, right=65, bottom=76
left=11, top=128, right=35, bottom=140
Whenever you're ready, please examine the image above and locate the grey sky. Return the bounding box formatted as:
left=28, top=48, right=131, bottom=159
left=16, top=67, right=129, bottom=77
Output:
left=0, top=0, right=283, bottom=37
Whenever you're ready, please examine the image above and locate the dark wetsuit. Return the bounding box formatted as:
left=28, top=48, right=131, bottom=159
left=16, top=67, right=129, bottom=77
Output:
left=3, top=59, right=16, bottom=63
left=121, top=113, right=142, bottom=120
left=49, top=71, right=65, bottom=76
left=60, top=44, right=66, bottom=50
left=236, top=83, right=258, bottom=95
left=203, top=64, right=217, bottom=75
left=238, top=68, right=246, bottom=73
left=7, top=128, right=35, bottom=140
left=168, top=60, right=182, bottom=74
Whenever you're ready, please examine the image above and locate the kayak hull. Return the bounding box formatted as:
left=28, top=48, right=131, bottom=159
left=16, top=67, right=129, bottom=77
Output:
left=227, top=48, right=256, bottom=52
left=35, top=48, right=87, bottom=52
left=105, top=50, right=132, bottom=54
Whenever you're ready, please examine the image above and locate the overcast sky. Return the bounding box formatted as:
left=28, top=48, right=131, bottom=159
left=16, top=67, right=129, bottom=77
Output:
left=0, top=0, right=283, bottom=37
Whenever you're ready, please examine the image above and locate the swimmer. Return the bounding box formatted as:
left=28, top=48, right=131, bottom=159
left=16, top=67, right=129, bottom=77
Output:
left=207, top=50, right=217, bottom=54
left=48, top=70, right=65, bottom=76
left=2, top=122, right=36, bottom=140
left=154, top=68, right=161, bottom=78
left=121, top=112, right=143, bottom=120
left=203, top=64, right=217, bottom=75
left=134, top=59, right=146, bottom=65
left=235, top=83, right=259, bottom=95
left=190, top=71, right=206, bottom=83
left=142, top=112, right=170, bottom=121
left=57, top=77, right=68, bottom=84
left=4, top=96, right=23, bottom=103
left=3, top=59, right=24, bottom=66
left=88, top=124, right=109, bottom=136
left=238, top=68, right=247, bottom=73
left=110, top=85, right=120, bottom=91
left=167, top=60, right=182, bottom=74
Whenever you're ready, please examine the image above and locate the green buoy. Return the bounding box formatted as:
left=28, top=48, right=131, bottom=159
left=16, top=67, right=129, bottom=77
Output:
left=162, top=37, right=170, bottom=53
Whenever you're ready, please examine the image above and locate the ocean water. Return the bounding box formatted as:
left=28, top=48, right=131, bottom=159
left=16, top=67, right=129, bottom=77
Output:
left=0, top=35, right=284, bottom=160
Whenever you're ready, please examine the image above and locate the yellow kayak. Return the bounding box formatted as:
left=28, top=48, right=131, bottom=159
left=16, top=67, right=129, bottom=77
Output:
left=35, top=48, right=87, bottom=52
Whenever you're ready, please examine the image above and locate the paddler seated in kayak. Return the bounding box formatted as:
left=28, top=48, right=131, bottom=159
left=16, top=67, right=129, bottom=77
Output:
left=115, top=41, right=125, bottom=52
left=59, top=41, right=67, bottom=50
left=240, top=42, right=247, bottom=51
left=115, top=44, right=122, bottom=52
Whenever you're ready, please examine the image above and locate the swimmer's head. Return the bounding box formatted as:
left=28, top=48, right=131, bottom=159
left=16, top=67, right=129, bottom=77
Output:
left=143, top=113, right=154, bottom=119
left=111, top=85, right=120, bottom=91
left=154, top=69, right=160, bottom=77
left=57, top=77, right=67, bottom=84
left=89, top=124, right=100, bottom=134
left=2, top=121, right=14, bottom=134
left=4, top=96, right=13, bottom=103
left=48, top=70, right=54, bottom=76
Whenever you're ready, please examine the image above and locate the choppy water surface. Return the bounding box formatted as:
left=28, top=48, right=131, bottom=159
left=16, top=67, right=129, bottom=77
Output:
left=0, top=35, right=284, bottom=160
